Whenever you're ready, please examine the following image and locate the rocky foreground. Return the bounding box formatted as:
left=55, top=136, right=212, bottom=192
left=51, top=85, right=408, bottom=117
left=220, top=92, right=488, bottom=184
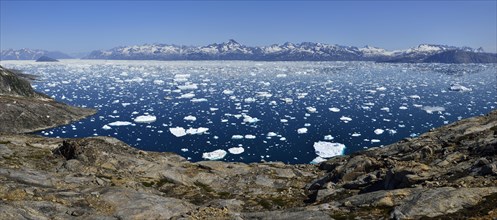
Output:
left=0, top=110, right=495, bottom=219
left=0, top=65, right=96, bottom=133
left=0, top=65, right=496, bottom=219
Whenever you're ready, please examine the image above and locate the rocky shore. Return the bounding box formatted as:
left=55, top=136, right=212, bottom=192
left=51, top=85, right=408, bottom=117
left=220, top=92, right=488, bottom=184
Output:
left=0, top=65, right=496, bottom=219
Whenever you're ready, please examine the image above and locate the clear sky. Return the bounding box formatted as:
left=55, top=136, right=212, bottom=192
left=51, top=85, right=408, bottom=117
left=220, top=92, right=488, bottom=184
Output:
left=1, top=1, right=496, bottom=54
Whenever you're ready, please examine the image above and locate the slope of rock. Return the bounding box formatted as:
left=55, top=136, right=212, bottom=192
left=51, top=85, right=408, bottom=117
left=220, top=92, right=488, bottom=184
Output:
left=0, top=65, right=96, bottom=133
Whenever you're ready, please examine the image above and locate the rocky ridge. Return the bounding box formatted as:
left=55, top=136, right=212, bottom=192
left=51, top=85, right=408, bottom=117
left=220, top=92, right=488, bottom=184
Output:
left=0, top=65, right=96, bottom=133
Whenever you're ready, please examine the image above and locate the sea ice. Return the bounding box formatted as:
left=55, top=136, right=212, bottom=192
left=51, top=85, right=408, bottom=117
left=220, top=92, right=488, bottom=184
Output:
left=313, top=141, right=346, bottom=158
left=102, top=125, right=111, bottom=130
left=202, top=149, right=227, bottom=160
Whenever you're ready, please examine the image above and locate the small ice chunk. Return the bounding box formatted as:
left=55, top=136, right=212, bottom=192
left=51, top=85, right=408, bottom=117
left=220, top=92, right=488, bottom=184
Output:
left=169, top=127, right=187, bottom=137
left=306, top=107, right=317, bottom=113
left=399, top=106, right=408, bottom=110
left=223, top=90, right=234, bottom=95
left=340, top=116, right=352, bottom=122
left=243, top=116, right=260, bottom=124
left=134, top=115, right=157, bottom=123
left=376, top=86, right=387, bottom=91
left=422, top=106, right=445, bottom=114
left=310, top=156, right=327, bottom=164
left=297, top=128, right=308, bottom=134
left=102, top=125, right=112, bottom=130
left=228, top=147, right=245, bottom=154
left=409, top=95, right=421, bottom=99
left=153, top=80, right=165, bottom=85
left=267, top=132, right=278, bottom=137
left=374, top=129, right=385, bottom=135
left=329, top=107, right=340, bottom=112
left=244, top=134, right=256, bottom=139
left=313, top=141, right=346, bottom=158
left=276, top=74, right=287, bottom=78
left=191, top=98, right=208, bottom=103
left=324, top=135, right=334, bottom=140
left=179, top=93, right=195, bottom=99
left=232, top=135, right=244, bottom=139
left=202, top=149, right=227, bottom=160
left=351, top=133, right=361, bottom=137
left=244, top=97, right=256, bottom=103
left=449, top=84, right=472, bottom=92
left=177, top=84, right=198, bottom=90
left=186, top=127, right=209, bottom=135
left=108, top=121, right=133, bottom=126
left=371, top=139, right=381, bottom=143
left=184, top=115, right=197, bottom=121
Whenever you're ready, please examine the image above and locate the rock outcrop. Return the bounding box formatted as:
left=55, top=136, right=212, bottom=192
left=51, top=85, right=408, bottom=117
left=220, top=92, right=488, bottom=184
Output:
left=0, top=65, right=96, bottom=133
left=0, top=110, right=496, bottom=219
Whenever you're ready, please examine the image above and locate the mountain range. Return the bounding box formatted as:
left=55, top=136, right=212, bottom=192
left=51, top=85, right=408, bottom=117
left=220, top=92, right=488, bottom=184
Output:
left=0, top=49, right=72, bottom=60
left=2, top=40, right=496, bottom=63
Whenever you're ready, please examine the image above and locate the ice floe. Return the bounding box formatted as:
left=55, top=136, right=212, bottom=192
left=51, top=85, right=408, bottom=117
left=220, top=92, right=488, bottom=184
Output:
left=313, top=141, right=346, bottom=158
left=202, top=149, right=227, bottom=160
left=134, top=115, right=157, bottom=123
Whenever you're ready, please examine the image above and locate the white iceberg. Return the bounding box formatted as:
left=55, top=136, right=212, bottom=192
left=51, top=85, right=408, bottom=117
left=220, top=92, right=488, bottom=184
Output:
left=184, top=115, right=197, bottom=121
left=228, top=147, right=245, bottom=155
left=108, top=121, right=133, bottom=126
left=329, top=107, right=340, bottom=112
left=297, top=128, right=308, bottom=134
left=169, top=127, right=187, bottom=137
left=374, top=129, right=384, bottom=135
left=134, top=115, right=157, bottom=123
left=202, top=149, right=227, bottom=160
left=313, top=141, right=346, bottom=158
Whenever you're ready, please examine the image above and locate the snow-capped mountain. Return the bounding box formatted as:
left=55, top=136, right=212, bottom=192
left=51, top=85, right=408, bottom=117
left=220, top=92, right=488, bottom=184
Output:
left=0, top=49, right=72, bottom=60
left=84, top=40, right=494, bottom=63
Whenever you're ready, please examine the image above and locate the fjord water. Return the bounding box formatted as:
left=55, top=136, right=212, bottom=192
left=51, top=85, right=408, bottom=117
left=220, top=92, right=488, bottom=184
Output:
left=2, top=60, right=496, bottom=164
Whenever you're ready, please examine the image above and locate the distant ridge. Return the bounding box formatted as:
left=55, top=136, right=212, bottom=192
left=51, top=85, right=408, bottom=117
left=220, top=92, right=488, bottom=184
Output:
left=0, top=49, right=72, bottom=60
left=83, top=40, right=496, bottom=63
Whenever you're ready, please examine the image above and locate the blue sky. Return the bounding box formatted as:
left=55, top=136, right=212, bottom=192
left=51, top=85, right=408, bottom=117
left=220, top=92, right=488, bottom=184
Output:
left=1, top=1, right=496, bottom=53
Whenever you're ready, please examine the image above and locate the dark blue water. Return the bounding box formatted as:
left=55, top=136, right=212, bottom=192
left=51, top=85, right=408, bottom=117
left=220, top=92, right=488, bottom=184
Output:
left=2, top=60, right=496, bottom=164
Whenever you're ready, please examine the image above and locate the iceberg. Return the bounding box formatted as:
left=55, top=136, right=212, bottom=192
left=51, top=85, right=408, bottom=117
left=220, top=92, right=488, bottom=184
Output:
left=313, top=141, right=346, bottom=158
left=134, top=115, right=157, bottom=123
left=306, top=107, right=317, bottom=113
left=202, top=149, right=227, bottom=160
left=422, top=106, right=445, bottom=114
left=169, top=127, right=187, bottom=137
left=449, top=84, right=472, bottom=92
left=340, top=116, right=352, bottom=122
left=108, top=121, right=133, bottom=126
left=184, top=115, right=197, bottom=121
left=228, top=147, right=245, bottom=155
left=297, top=128, right=308, bottom=134
left=102, top=125, right=112, bottom=130
left=329, top=107, right=340, bottom=112
left=374, top=129, right=384, bottom=135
